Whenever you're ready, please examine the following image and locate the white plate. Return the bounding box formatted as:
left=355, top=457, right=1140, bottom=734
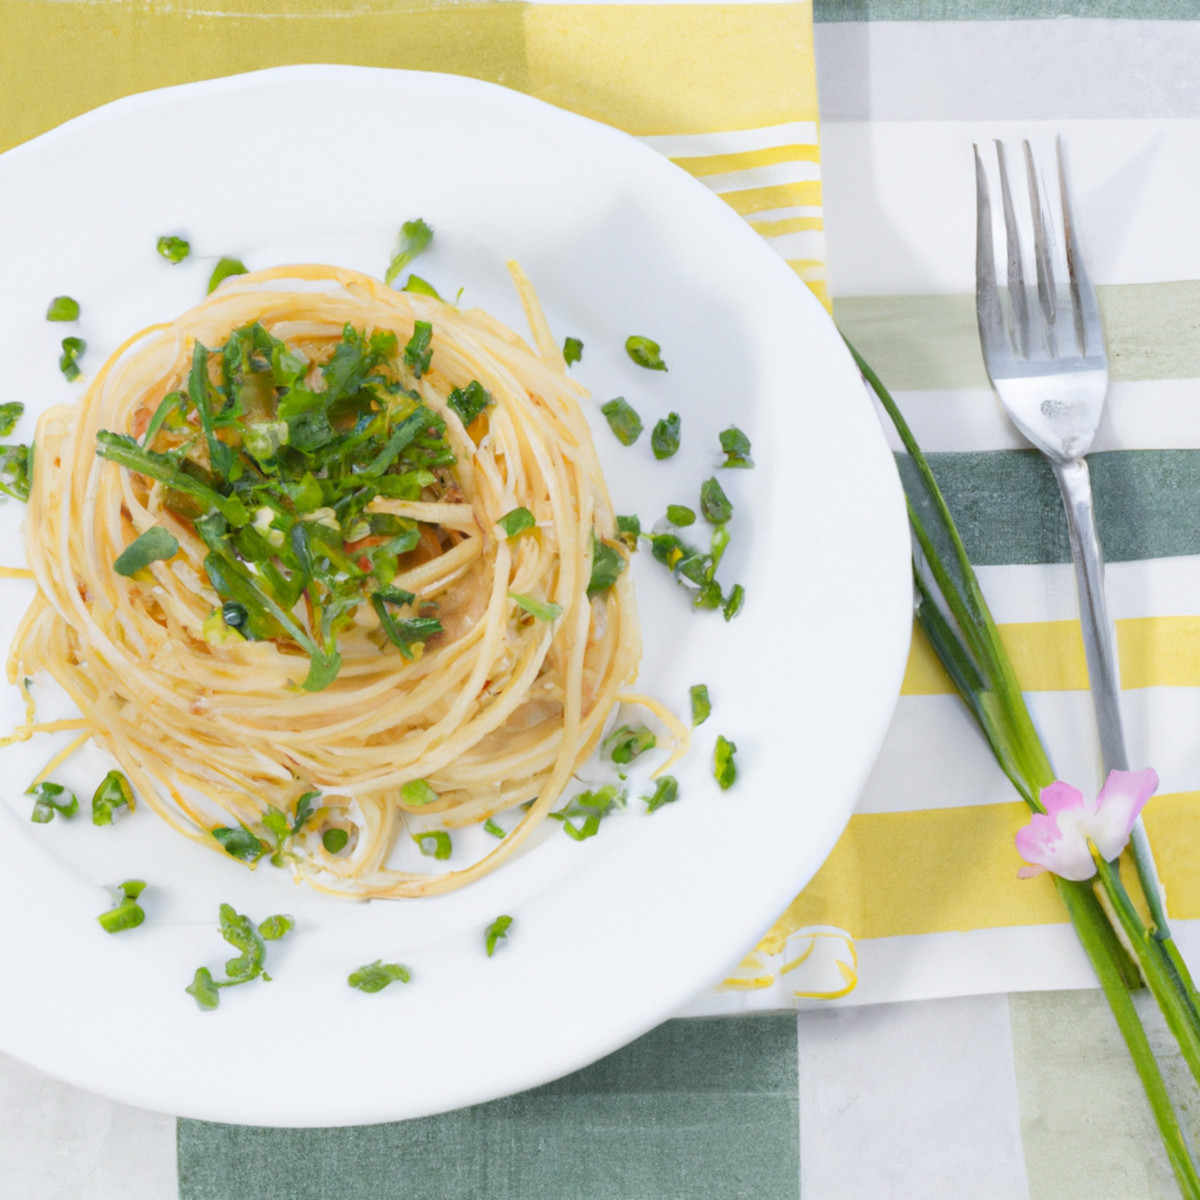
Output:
left=0, top=65, right=909, bottom=1126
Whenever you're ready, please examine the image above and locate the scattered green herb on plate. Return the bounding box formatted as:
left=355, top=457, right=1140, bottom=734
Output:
left=643, top=776, right=679, bottom=814
left=46, top=296, right=79, bottom=322
left=563, top=336, right=583, bottom=366
left=97, top=880, right=146, bottom=933
left=27, top=780, right=79, bottom=823
left=59, top=336, right=85, bottom=381
left=625, top=335, right=667, bottom=371
left=485, top=915, right=513, bottom=957
left=714, top=735, right=738, bottom=789
left=207, top=256, right=248, bottom=294
left=92, top=770, right=133, bottom=825
left=348, top=960, right=412, bottom=993
left=600, top=397, right=642, bottom=446
left=651, top=412, right=681, bottom=459
left=385, top=218, right=434, bottom=287
left=157, top=236, right=190, bottom=264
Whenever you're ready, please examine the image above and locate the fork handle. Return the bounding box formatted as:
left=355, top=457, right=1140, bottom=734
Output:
left=1053, top=457, right=1170, bottom=933
left=1053, top=458, right=1128, bottom=772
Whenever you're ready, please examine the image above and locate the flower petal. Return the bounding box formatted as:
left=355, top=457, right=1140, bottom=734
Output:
left=1015, top=809, right=1096, bottom=882
left=1039, top=780, right=1086, bottom=818
left=1088, top=768, right=1159, bottom=862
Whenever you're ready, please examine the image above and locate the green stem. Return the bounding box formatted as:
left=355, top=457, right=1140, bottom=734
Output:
left=1097, top=858, right=1200, bottom=1089
left=1057, top=875, right=1200, bottom=1199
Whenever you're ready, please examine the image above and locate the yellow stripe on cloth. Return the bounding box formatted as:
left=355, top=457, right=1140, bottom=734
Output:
left=672, top=142, right=822, bottom=178
left=901, top=615, right=1200, bottom=696
left=760, top=790, right=1200, bottom=948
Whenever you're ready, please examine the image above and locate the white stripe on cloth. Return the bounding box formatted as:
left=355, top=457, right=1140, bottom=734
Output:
left=641, top=122, right=819, bottom=158
left=796, top=995, right=1032, bottom=1198
left=0, top=1050, right=177, bottom=1199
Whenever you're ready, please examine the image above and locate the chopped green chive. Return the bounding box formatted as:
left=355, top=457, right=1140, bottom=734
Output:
left=348, top=960, right=411, bottom=993
left=719, top=426, right=754, bottom=469
left=714, top=735, right=738, bottom=789
left=510, top=592, right=563, bottom=622
left=97, top=880, right=146, bottom=933
left=156, top=236, right=190, bottom=264
left=402, top=273, right=441, bottom=298
left=563, top=336, right=583, bottom=366
left=586, top=533, right=625, bottom=599
left=723, top=584, right=745, bottom=621
left=113, top=525, right=179, bottom=577
left=497, top=506, right=536, bottom=538
left=413, top=830, right=452, bottom=860
left=28, top=780, right=79, bottom=823
left=690, top=684, right=711, bottom=726
left=615, top=514, right=641, bottom=550
left=666, top=504, right=695, bottom=527
left=401, top=779, right=439, bottom=807
left=322, top=828, right=349, bottom=854
left=651, top=412, right=681, bottom=460
left=549, top=784, right=624, bottom=841
left=0, top=403, right=23, bottom=438
left=0, top=444, right=31, bottom=502
left=186, top=903, right=292, bottom=1009
left=59, top=336, right=85, bottom=381
left=92, top=770, right=133, bottom=825
left=212, top=825, right=266, bottom=863
left=600, top=397, right=643, bottom=446
left=483, top=817, right=506, bottom=838
left=447, top=379, right=492, bottom=427
left=643, top=776, right=679, bottom=814
left=46, top=295, right=79, bottom=322
left=404, top=321, right=433, bottom=379
left=385, top=218, right=433, bottom=287
left=625, top=335, right=667, bottom=371
left=605, top=723, right=656, bottom=766
left=485, top=914, right=513, bottom=957
left=207, top=256, right=248, bottom=294
left=700, top=477, right=733, bottom=524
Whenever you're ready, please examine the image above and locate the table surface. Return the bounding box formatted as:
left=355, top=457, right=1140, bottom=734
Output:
left=5, top=3, right=1200, bottom=1198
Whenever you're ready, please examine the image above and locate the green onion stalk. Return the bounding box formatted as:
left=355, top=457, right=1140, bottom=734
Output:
left=849, top=341, right=1200, bottom=1198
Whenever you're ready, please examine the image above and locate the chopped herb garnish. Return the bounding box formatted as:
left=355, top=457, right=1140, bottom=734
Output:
left=643, top=776, right=679, bottom=814
left=186, top=903, right=291, bottom=1009
left=157, top=236, right=191, bottom=264
left=666, top=504, right=695, bottom=527
left=600, top=397, right=642, bottom=446
left=497, top=506, right=536, bottom=538
left=510, top=592, right=563, bottom=622
left=212, top=824, right=266, bottom=863
left=563, top=336, right=583, bottom=366
left=402, top=274, right=441, bottom=299
left=651, top=413, right=681, bottom=460
left=699, top=477, right=732, bottom=524
left=605, top=723, right=656, bottom=766
left=322, top=827, right=349, bottom=854
left=690, top=684, right=711, bottom=726
left=96, top=880, right=146, bottom=933
left=385, top=218, right=434, bottom=287
left=59, top=336, right=85, bottom=381
left=483, top=817, right=506, bottom=838
left=348, top=959, right=411, bottom=993
left=625, top=335, right=667, bottom=371
left=0, top=403, right=23, bottom=438
left=549, top=784, right=624, bottom=841
left=0, top=444, right=31, bottom=502
left=28, top=780, right=79, bottom=823
left=447, top=380, right=492, bottom=428
left=92, top=770, right=133, bottom=825
left=485, top=915, right=513, bottom=957
left=404, top=321, right=433, bottom=379
left=46, top=295, right=79, bottom=322
left=401, top=779, right=439, bottom=807
left=97, top=321, right=460, bottom=691
left=723, top=583, right=745, bottom=621
left=714, top=735, right=738, bottom=789
left=413, top=830, right=452, bottom=860
left=586, top=532, right=625, bottom=599
left=207, top=256, right=248, bottom=294
left=719, top=425, right=754, bottom=469
left=616, top=514, right=641, bottom=550
left=113, top=524, right=179, bottom=577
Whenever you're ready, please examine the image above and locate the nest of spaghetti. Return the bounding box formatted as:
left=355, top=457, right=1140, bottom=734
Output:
left=12, top=264, right=647, bottom=898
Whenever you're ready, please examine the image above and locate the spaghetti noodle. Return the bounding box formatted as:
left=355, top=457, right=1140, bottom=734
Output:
left=10, top=264, right=670, bottom=898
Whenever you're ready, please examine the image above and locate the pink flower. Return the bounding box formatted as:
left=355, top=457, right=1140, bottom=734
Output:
left=1015, top=768, right=1159, bottom=881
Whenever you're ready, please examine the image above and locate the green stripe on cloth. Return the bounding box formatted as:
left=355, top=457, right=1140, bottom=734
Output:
left=177, top=1016, right=799, bottom=1200
left=912, top=449, right=1200, bottom=565
left=1010, top=991, right=1181, bottom=1199
left=836, top=283, right=1200, bottom=391
left=814, top=0, right=1200, bottom=19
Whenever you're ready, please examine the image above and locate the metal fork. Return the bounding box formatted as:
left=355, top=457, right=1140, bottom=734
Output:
left=974, top=138, right=1169, bottom=931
